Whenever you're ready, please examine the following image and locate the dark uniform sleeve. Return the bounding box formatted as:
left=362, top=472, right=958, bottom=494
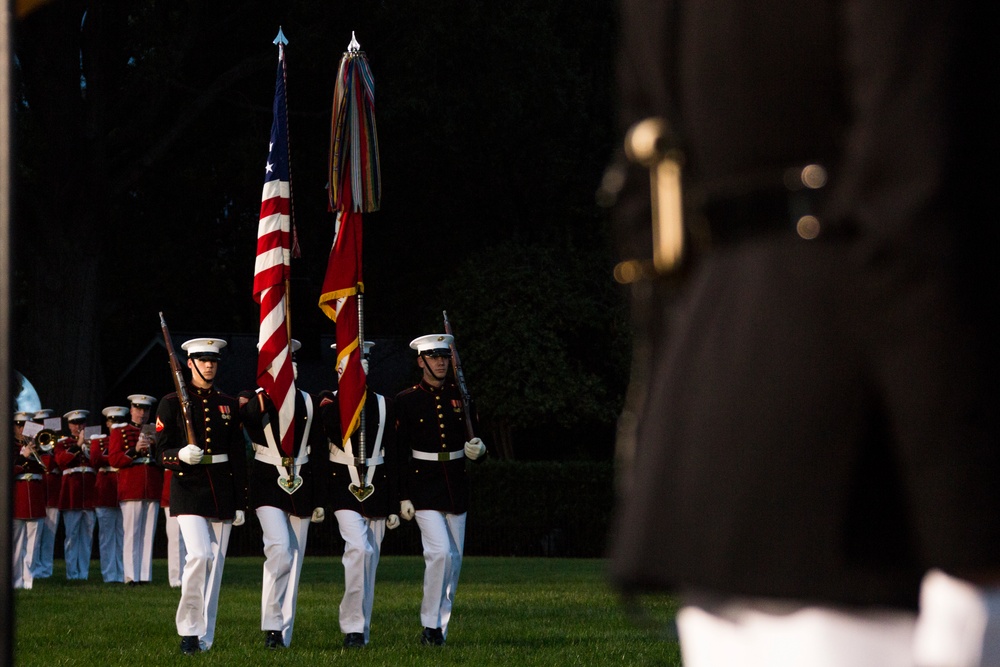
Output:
left=153, top=393, right=186, bottom=471
left=381, top=396, right=401, bottom=510
left=393, top=388, right=412, bottom=503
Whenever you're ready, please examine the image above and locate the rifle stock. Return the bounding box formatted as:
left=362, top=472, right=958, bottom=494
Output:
left=159, top=312, right=199, bottom=448
left=442, top=311, right=475, bottom=440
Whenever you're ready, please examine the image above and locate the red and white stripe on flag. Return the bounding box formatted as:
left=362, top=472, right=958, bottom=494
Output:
left=253, top=45, right=297, bottom=458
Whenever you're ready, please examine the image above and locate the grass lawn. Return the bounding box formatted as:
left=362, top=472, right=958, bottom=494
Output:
left=13, top=556, right=681, bottom=666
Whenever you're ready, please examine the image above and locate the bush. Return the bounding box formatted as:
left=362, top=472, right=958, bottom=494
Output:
left=216, top=460, right=615, bottom=560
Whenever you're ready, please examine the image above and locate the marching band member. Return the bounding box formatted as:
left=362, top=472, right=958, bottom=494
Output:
left=109, top=393, right=162, bottom=585
left=12, top=410, right=46, bottom=590
left=32, top=408, right=60, bottom=579
left=90, top=406, right=127, bottom=583
left=54, top=409, right=97, bottom=580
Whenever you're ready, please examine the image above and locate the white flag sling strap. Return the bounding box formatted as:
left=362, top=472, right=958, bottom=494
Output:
left=255, top=390, right=313, bottom=494
left=329, top=394, right=386, bottom=495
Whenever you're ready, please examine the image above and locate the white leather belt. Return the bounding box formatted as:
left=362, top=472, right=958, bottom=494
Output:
left=16, top=473, right=43, bottom=481
left=132, top=456, right=152, bottom=465
left=99, top=466, right=119, bottom=473
left=254, top=449, right=309, bottom=466
left=200, top=454, right=229, bottom=464
left=329, top=393, right=388, bottom=469
left=411, top=450, right=465, bottom=462
left=63, top=466, right=96, bottom=474
left=329, top=448, right=384, bottom=466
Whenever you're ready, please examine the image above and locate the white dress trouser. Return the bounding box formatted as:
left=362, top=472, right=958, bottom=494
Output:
left=12, top=518, right=42, bottom=590
left=61, top=509, right=95, bottom=580
left=95, top=506, right=124, bottom=583
left=34, top=506, right=59, bottom=578
left=913, top=569, right=1000, bottom=667
left=121, top=500, right=159, bottom=583
left=175, top=515, right=232, bottom=650
left=256, top=506, right=310, bottom=647
left=163, top=507, right=186, bottom=588
left=415, top=510, right=466, bottom=638
left=676, top=595, right=918, bottom=667
left=335, top=509, right=387, bottom=641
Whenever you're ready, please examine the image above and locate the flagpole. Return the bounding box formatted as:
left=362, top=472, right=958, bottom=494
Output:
left=275, top=27, right=295, bottom=351
left=355, top=287, right=367, bottom=479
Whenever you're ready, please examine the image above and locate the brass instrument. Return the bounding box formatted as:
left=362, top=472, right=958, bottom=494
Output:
left=16, top=436, right=45, bottom=467
left=34, top=428, right=59, bottom=452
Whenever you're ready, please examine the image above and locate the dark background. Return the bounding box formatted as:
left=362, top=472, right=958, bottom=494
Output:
left=9, top=0, right=627, bottom=460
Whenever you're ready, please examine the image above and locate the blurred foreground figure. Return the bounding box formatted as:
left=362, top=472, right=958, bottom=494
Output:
left=608, top=1, right=1000, bottom=665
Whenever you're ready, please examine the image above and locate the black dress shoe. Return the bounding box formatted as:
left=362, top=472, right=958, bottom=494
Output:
left=264, top=630, right=284, bottom=649
left=343, top=632, right=365, bottom=648
left=420, top=627, right=445, bottom=646
left=180, top=635, right=200, bottom=655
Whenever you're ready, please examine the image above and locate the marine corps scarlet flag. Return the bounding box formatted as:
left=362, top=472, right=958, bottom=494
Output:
left=253, top=28, right=297, bottom=460
left=318, top=198, right=366, bottom=443
left=318, top=31, right=380, bottom=450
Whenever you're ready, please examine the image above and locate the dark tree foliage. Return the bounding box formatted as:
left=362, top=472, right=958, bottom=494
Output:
left=11, top=0, right=623, bottom=459
left=441, top=238, right=630, bottom=461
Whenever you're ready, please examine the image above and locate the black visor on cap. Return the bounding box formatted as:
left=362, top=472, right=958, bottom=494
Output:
left=68, top=418, right=87, bottom=425
left=14, top=420, right=25, bottom=426
left=421, top=349, right=450, bottom=358
left=191, top=353, right=221, bottom=361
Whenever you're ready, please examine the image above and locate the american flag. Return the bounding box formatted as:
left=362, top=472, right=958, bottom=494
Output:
left=252, top=32, right=296, bottom=458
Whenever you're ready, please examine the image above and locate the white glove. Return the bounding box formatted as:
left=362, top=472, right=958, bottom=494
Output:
left=311, top=507, right=325, bottom=523
left=386, top=514, right=400, bottom=530
left=233, top=510, right=245, bottom=526
left=178, top=444, right=203, bottom=465
left=464, top=437, right=486, bottom=460
left=400, top=499, right=415, bottom=521
left=20, top=445, right=33, bottom=458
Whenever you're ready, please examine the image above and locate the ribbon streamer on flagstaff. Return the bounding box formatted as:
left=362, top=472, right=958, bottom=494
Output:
left=328, top=31, right=381, bottom=213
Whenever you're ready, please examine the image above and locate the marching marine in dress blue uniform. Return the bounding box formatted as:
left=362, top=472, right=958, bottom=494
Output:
left=154, top=337, right=247, bottom=655
left=395, top=334, right=486, bottom=646
left=321, top=341, right=402, bottom=648
left=239, top=339, right=327, bottom=650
